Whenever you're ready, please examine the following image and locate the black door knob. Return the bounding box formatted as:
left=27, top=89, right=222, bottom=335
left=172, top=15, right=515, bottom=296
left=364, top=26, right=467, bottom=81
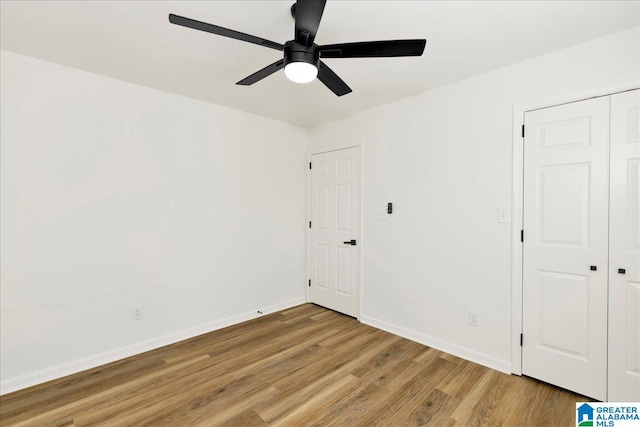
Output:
left=619, top=268, right=626, bottom=274
left=343, top=240, right=356, bottom=245
left=590, top=266, right=597, bottom=271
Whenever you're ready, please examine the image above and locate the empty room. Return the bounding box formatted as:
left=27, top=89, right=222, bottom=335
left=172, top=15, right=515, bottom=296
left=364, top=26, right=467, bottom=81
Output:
left=1, top=1, right=639, bottom=425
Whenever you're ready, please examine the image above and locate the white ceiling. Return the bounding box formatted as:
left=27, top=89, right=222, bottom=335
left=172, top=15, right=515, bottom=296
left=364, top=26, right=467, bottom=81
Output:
left=1, top=1, right=638, bottom=127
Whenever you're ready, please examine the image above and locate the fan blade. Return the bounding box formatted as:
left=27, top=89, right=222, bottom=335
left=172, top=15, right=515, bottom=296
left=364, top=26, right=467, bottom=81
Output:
left=169, top=14, right=285, bottom=51
left=236, top=60, right=285, bottom=86
left=294, top=0, right=326, bottom=46
left=319, top=39, right=426, bottom=58
left=317, top=61, right=352, bottom=97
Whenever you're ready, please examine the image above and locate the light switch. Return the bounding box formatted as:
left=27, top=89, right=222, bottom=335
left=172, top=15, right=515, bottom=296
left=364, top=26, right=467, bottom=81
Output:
left=497, top=207, right=511, bottom=223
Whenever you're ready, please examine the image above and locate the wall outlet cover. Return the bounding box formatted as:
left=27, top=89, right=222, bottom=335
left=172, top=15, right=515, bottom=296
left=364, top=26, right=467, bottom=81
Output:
left=469, top=311, right=479, bottom=327
left=132, top=305, right=144, bottom=321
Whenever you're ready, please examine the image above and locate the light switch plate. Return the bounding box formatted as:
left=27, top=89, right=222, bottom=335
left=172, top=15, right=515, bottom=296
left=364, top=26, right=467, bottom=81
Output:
left=497, top=207, right=511, bottom=223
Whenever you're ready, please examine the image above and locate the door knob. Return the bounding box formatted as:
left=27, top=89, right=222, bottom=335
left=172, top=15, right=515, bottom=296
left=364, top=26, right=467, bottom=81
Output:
left=343, top=240, right=356, bottom=245
left=590, top=266, right=597, bottom=271
left=618, top=268, right=626, bottom=274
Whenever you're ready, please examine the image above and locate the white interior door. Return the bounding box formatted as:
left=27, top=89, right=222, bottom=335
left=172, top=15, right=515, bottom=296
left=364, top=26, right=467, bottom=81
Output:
left=309, top=148, right=359, bottom=317
left=522, top=96, right=610, bottom=400
left=608, top=89, right=640, bottom=402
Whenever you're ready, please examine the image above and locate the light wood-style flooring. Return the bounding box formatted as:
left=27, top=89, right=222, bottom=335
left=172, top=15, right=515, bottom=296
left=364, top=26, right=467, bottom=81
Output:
left=0, top=303, right=589, bottom=426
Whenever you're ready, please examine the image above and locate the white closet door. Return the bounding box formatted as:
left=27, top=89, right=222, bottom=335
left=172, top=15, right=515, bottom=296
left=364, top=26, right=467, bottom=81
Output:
left=609, top=89, right=640, bottom=402
left=522, top=96, right=610, bottom=400
left=309, top=147, right=360, bottom=317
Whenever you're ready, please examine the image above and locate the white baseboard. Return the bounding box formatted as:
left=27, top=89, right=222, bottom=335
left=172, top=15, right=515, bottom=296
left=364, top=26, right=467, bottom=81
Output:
left=360, top=315, right=512, bottom=375
left=0, top=297, right=305, bottom=395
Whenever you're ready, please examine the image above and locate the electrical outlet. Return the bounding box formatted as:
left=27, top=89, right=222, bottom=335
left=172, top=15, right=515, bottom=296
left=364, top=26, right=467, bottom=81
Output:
left=469, top=311, right=479, bottom=327
left=132, top=305, right=143, bottom=321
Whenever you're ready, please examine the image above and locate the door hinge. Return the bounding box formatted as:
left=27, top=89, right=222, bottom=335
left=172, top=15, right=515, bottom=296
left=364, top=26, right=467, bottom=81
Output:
left=520, top=230, right=524, bottom=243
left=520, top=333, right=523, bottom=347
left=521, top=125, right=525, bottom=138
left=308, top=279, right=311, bottom=287
left=309, top=221, right=312, bottom=228
left=309, top=162, right=312, bottom=170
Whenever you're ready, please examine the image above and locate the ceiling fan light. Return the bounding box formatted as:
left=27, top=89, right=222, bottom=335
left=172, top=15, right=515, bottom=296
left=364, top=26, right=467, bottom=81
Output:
left=284, top=62, right=318, bottom=84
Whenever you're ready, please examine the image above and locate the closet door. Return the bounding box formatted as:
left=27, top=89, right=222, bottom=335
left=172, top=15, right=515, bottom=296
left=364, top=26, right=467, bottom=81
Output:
left=522, top=96, right=610, bottom=400
left=608, top=89, right=640, bottom=401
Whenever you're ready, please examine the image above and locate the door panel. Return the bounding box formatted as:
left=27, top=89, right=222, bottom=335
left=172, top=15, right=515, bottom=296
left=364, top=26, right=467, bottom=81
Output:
left=538, top=116, right=591, bottom=150
left=625, top=282, right=640, bottom=373
left=336, top=184, right=352, bottom=231
left=336, top=246, right=351, bottom=295
left=538, top=163, right=590, bottom=246
left=608, top=89, right=640, bottom=401
left=309, top=147, right=359, bottom=317
left=317, top=185, right=330, bottom=229
left=523, top=96, right=609, bottom=400
left=538, top=271, right=589, bottom=359
left=316, top=244, right=329, bottom=289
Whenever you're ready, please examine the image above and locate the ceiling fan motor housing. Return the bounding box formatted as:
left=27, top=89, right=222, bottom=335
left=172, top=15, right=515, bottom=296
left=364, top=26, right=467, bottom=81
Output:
left=284, top=41, right=319, bottom=69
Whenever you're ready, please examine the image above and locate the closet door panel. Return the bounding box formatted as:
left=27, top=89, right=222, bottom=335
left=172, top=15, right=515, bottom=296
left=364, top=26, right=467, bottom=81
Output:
left=522, top=96, right=610, bottom=400
left=609, top=89, right=640, bottom=402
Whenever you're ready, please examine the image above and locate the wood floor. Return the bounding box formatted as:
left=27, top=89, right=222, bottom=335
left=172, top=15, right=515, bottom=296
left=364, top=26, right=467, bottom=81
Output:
left=0, top=303, right=589, bottom=426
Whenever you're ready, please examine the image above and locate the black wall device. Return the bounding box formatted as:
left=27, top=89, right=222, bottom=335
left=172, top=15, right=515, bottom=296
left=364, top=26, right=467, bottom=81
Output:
left=387, top=203, right=393, bottom=214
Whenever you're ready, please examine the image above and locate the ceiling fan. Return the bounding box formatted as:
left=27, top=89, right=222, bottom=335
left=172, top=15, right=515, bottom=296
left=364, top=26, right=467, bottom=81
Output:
left=168, top=0, right=426, bottom=96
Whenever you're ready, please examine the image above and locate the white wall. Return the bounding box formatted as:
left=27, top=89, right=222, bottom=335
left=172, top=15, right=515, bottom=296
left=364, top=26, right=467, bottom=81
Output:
left=0, top=50, right=307, bottom=394
left=308, top=27, right=640, bottom=372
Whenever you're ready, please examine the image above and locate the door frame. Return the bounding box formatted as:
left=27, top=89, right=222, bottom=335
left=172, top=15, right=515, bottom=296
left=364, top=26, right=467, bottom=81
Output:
left=306, top=140, right=363, bottom=319
left=510, top=79, right=639, bottom=375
